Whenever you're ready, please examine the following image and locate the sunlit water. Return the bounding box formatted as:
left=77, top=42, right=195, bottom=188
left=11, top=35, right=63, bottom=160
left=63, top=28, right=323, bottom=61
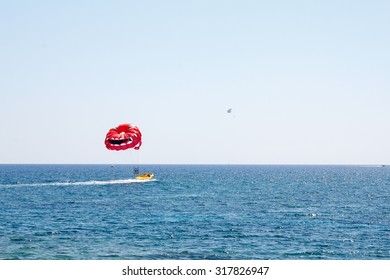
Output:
left=1, top=164, right=389, bottom=259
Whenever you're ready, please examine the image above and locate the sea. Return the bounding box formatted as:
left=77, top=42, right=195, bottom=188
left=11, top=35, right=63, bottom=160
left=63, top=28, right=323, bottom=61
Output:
left=0, top=164, right=389, bottom=260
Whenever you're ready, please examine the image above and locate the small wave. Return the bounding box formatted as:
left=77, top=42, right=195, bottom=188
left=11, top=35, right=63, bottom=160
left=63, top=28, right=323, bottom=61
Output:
left=0, top=178, right=157, bottom=188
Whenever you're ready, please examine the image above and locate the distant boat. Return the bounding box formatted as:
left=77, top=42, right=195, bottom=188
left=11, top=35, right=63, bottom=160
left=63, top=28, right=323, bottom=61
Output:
left=135, top=173, right=154, bottom=180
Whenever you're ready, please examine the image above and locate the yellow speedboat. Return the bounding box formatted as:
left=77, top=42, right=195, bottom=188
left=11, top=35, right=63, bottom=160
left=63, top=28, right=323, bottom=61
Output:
left=135, top=173, right=154, bottom=180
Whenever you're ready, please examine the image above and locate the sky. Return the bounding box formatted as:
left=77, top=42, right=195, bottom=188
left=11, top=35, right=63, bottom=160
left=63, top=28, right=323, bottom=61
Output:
left=1, top=0, right=389, bottom=164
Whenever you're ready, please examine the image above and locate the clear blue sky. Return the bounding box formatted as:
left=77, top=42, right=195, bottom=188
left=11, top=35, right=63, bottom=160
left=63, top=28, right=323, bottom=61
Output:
left=1, top=0, right=389, bottom=164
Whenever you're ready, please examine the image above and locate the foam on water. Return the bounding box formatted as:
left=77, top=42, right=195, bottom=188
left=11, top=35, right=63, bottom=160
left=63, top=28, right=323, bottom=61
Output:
left=0, top=178, right=156, bottom=188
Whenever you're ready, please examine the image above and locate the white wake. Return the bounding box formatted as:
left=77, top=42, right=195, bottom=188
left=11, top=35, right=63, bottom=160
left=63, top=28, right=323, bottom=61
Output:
left=0, top=178, right=156, bottom=188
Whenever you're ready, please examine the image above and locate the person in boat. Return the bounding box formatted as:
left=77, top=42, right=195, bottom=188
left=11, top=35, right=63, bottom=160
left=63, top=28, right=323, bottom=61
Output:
left=133, top=167, right=139, bottom=176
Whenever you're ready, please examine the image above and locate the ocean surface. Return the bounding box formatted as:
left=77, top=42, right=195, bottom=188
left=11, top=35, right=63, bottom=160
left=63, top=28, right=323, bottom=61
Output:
left=0, top=164, right=389, bottom=260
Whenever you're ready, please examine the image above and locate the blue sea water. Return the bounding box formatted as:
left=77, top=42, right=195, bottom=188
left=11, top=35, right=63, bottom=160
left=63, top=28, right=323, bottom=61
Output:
left=0, top=164, right=389, bottom=260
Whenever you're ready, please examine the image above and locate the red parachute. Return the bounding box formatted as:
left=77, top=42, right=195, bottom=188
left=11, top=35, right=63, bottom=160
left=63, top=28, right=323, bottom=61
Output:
left=104, top=123, right=142, bottom=151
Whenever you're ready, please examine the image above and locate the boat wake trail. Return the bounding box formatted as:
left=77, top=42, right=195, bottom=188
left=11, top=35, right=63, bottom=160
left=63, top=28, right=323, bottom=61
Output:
left=0, top=178, right=157, bottom=188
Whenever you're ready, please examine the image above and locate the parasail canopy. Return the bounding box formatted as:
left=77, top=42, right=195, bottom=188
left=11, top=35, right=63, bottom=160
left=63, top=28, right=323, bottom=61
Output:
left=104, top=123, right=142, bottom=151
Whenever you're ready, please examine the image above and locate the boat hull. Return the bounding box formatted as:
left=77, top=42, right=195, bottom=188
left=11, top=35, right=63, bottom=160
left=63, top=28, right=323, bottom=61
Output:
left=135, top=173, right=154, bottom=180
